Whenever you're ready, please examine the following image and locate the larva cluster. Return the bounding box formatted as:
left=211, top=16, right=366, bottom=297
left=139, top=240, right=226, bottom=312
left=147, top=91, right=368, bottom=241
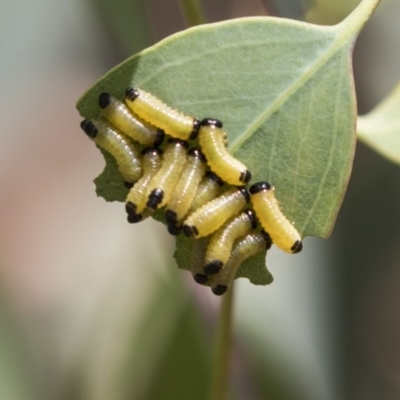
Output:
left=80, top=87, right=303, bottom=295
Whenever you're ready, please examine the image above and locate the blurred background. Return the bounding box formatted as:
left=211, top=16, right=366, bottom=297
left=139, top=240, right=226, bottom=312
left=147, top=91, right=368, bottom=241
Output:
left=0, top=0, right=400, bottom=399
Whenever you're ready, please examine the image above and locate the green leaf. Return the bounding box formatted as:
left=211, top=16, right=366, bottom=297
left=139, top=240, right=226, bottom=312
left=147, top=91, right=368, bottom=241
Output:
left=358, top=80, right=400, bottom=164
left=77, top=0, right=380, bottom=285
left=94, top=148, right=130, bottom=202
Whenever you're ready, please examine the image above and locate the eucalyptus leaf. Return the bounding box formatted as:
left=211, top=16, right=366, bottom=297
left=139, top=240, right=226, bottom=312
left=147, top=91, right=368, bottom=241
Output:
left=358, top=80, right=400, bottom=164
left=77, top=0, right=380, bottom=285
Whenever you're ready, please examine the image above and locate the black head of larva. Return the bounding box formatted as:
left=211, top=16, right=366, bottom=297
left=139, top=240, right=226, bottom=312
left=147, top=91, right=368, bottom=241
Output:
left=168, top=138, right=189, bottom=148
left=212, top=284, right=228, bottom=296
left=153, top=129, right=165, bottom=148
left=127, top=213, right=142, bottom=223
left=206, top=171, right=223, bottom=186
left=240, top=170, right=252, bottom=184
left=200, top=118, right=223, bottom=128
left=147, top=188, right=164, bottom=210
left=244, top=209, right=257, bottom=229
left=291, top=240, right=303, bottom=254
left=237, top=186, right=250, bottom=203
left=249, top=181, right=272, bottom=194
left=204, top=260, right=223, bottom=276
left=125, top=201, right=137, bottom=216
left=141, top=147, right=162, bottom=157
left=193, top=273, right=208, bottom=285
left=98, top=92, right=111, bottom=109
left=80, top=119, right=98, bottom=138
left=261, top=230, right=273, bottom=250
left=125, top=87, right=140, bottom=101
left=188, top=148, right=206, bottom=162
left=182, top=224, right=198, bottom=238
left=189, top=119, right=201, bottom=140
left=167, top=223, right=182, bottom=236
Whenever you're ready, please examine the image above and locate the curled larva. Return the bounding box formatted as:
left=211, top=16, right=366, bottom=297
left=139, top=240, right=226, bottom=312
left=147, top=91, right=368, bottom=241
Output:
left=198, top=118, right=251, bottom=185
left=125, top=147, right=163, bottom=223
left=80, top=118, right=142, bottom=187
left=125, top=87, right=200, bottom=141
left=209, top=231, right=272, bottom=296
left=145, top=139, right=188, bottom=210
left=188, top=171, right=223, bottom=215
left=204, top=209, right=257, bottom=275
left=165, top=148, right=207, bottom=235
left=98, top=93, right=164, bottom=147
left=249, top=182, right=303, bottom=254
left=182, top=187, right=250, bottom=239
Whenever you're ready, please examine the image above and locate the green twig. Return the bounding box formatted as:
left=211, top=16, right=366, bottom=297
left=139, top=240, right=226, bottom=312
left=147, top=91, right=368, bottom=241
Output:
left=178, top=0, right=206, bottom=27
left=208, top=284, right=235, bottom=400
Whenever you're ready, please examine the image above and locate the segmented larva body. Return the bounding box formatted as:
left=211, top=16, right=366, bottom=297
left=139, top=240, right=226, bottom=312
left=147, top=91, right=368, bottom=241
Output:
left=98, top=93, right=164, bottom=147
left=125, top=87, right=200, bottom=141
left=125, top=147, right=163, bottom=222
left=204, top=210, right=257, bottom=275
left=198, top=118, right=251, bottom=185
left=249, top=182, right=303, bottom=254
left=165, top=148, right=207, bottom=235
left=190, top=237, right=209, bottom=285
left=182, top=187, right=250, bottom=239
left=187, top=171, right=223, bottom=215
left=209, top=231, right=272, bottom=296
left=80, top=119, right=142, bottom=187
left=145, top=139, right=188, bottom=210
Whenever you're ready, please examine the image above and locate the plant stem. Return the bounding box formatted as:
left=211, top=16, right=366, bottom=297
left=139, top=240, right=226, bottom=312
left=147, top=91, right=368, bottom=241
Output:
left=178, top=0, right=206, bottom=27
left=208, top=283, right=235, bottom=400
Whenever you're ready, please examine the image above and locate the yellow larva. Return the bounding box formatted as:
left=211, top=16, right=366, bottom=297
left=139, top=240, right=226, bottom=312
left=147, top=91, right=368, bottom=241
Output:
left=187, top=171, right=223, bottom=215
left=165, top=148, right=207, bottom=235
left=125, top=87, right=200, bottom=141
left=198, top=118, right=251, bottom=185
left=80, top=119, right=142, bottom=187
left=249, top=182, right=303, bottom=254
left=204, top=210, right=257, bottom=275
left=190, top=237, right=209, bottom=285
left=182, top=187, right=250, bottom=239
left=125, top=147, right=163, bottom=223
left=98, top=93, right=164, bottom=147
left=209, top=231, right=272, bottom=296
left=145, top=139, right=188, bottom=210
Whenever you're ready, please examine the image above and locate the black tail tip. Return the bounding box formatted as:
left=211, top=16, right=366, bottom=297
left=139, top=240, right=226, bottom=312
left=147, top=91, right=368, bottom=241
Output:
left=200, top=118, right=223, bottom=128
left=167, top=223, right=182, bottom=236
left=212, top=285, right=227, bottom=296
left=240, top=169, right=252, bottom=184
left=165, top=209, right=177, bottom=225
left=182, top=224, right=198, bottom=238
left=127, top=213, right=142, bottom=223
left=204, top=260, right=223, bottom=275
left=261, top=230, right=273, bottom=249
left=146, top=189, right=164, bottom=210
left=124, top=181, right=134, bottom=189
left=153, top=129, right=165, bottom=147
left=125, top=87, right=139, bottom=101
left=249, top=181, right=271, bottom=194
left=98, top=92, right=111, bottom=109
left=291, top=240, right=303, bottom=254
left=193, top=273, right=208, bottom=285
left=125, top=201, right=137, bottom=216
left=80, top=119, right=98, bottom=138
